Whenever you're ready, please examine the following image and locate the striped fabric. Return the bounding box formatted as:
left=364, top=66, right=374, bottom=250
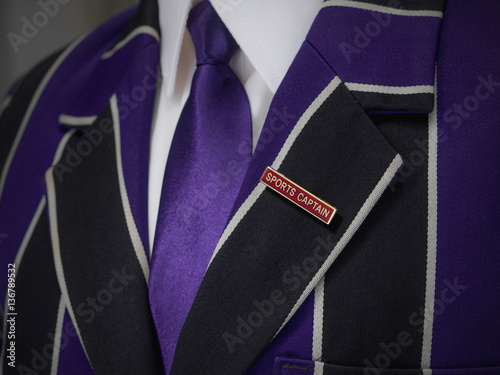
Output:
left=1, top=0, right=499, bottom=374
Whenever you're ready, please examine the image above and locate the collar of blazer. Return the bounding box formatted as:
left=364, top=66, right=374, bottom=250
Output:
left=43, top=0, right=445, bottom=373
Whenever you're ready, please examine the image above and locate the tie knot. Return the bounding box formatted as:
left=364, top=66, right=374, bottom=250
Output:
left=187, top=1, right=239, bottom=65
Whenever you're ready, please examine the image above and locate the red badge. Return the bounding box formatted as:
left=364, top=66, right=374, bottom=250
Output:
left=260, top=167, right=337, bottom=224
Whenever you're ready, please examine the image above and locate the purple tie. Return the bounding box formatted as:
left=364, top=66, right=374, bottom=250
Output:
left=149, top=1, right=252, bottom=372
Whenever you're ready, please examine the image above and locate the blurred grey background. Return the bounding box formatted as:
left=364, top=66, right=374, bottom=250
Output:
left=0, top=0, right=139, bottom=98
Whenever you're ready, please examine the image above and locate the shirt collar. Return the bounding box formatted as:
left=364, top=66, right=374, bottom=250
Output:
left=157, top=0, right=323, bottom=97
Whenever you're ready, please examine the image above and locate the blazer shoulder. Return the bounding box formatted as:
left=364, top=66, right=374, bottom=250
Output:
left=0, top=6, right=138, bottom=173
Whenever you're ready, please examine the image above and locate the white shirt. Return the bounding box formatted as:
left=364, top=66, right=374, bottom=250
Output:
left=148, top=0, right=323, bottom=253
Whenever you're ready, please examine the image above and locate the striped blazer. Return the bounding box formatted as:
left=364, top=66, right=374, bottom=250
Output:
left=1, top=0, right=499, bottom=374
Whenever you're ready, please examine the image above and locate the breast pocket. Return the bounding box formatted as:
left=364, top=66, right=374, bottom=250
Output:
left=273, top=357, right=500, bottom=375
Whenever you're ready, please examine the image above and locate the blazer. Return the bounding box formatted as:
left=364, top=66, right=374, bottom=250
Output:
left=1, top=0, right=499, bottom=374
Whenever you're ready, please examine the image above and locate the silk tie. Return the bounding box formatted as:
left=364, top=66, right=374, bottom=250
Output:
left=149, top=1, right=252, bottom=372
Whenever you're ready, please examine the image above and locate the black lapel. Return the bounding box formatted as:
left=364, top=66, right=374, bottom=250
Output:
left=2, top=198, right=62, bottom=375
left=45, top=99, right=163, bottom=374
left=169, top=38, right=402, bottom=374
left=321, top=112, right=430, bottom=368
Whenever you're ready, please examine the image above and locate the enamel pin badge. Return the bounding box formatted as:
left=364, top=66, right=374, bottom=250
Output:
left=260, top=166, right=337, bottom=224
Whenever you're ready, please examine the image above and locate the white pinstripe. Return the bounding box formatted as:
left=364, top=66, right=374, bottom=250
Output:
left=58, top=114, right=97, bottom=127
left=314, top=360, right=324, bottom=375
left=50, top=297, right=66, bottom=375
left=323, top=0, right=443, bottom=18
left=420, top=69, right=438, bottom=370
left=312, top=277, right=325, bottom=361
left=0, top=96, right=12, bottom=117
left=110, top=95, right=150, bottom=282
left=345, top=82, right=435, bottom=95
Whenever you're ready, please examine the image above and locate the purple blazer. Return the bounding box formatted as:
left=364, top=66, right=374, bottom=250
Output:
left=0, top=0, right=499, bottom=374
